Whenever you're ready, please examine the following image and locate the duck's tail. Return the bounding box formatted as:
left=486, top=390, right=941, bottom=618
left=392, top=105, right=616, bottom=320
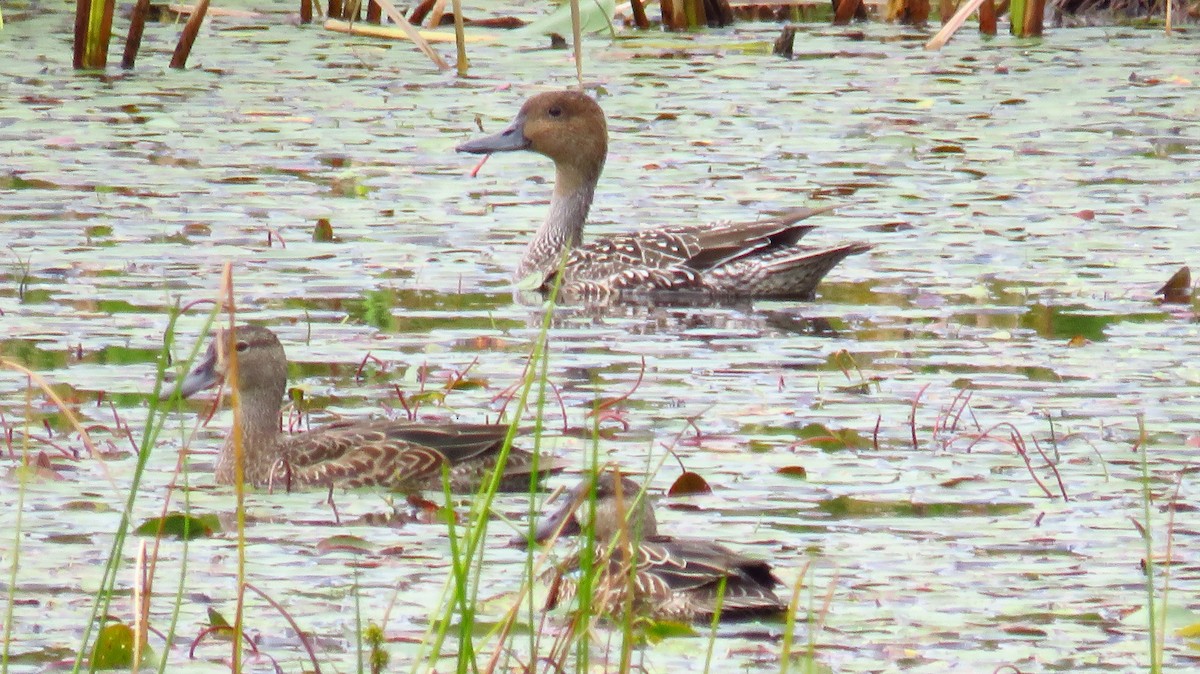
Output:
left=707, top=241, right=871, bottom=299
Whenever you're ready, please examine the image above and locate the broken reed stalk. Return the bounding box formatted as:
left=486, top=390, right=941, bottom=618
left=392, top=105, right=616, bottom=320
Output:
left=1134, top=415, right=1163, bottom=674
left=368, top=0, right=448, bottom=69
left=216, top=262, right=248, bottom=672
left=121, top=0, right=151, bottom=69
left=452, top=0, right=467, bottom=76
left=979, top=0, right=997, bottom=34
left=73, top=0, right=115, bottom=69
left=1009, top=0, right=1027, bottom=35
left=570, top=0, right=583, bottom=87
left=629, top=0, right=649, bottom=27
left=833, top=0, right=863, bottom=25
left=925, top=0, right=990, bottom=50
left=661, top=0, right=678, bottom=28
left=169, top=0, right=211, bottom=68
left=71, top=0, right=91, bottom=68
left=1022, top=0, right=1045, bottom=36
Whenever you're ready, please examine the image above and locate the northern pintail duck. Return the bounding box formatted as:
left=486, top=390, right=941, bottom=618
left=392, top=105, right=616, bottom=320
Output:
left=529, top=469, right=788, bottom=622
left=457, top=90, right=870, bottom=302
left=169, top=324, right=558, bottom=492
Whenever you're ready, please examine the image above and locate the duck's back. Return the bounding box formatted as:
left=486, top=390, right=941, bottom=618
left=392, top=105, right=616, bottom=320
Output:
left=555, top=207, right=868, bottom=301
left=631, top=536, right=788, bottom=620
left=267, top=419, right=530, bottom=491
left=545, top=535, right=788, bottom=622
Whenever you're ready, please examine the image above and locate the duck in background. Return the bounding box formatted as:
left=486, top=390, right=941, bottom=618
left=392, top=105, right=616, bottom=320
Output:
left=167, top=324, right=560, bottom=492
left=526, top=468, right=789, bottom=622
left=458, top=90, right=869, bottom=303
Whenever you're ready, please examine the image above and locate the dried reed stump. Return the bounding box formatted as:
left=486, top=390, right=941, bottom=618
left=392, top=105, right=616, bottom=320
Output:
left=773, top=25, right=797, bottom=57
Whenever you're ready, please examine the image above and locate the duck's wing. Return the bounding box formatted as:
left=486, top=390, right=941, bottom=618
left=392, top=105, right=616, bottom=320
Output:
left=631, top=537, right=788, bottom=618
left=568, top=207, right=831, bottom=276
left=273, top=420, right=512, bottom=490
left=561, top=206, right=862, bottom=299
left=677, top=206, right=835, bottom=271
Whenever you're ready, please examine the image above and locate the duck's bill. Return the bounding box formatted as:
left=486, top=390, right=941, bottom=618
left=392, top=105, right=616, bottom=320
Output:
left=532, top=494, right=582, bottom=544
left=162, top=345, right=222, bottom=400
left=456, top=119, right=530, bottom=154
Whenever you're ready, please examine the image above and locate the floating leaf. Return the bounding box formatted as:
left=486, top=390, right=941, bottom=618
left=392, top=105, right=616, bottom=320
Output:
left=747, top=439, right=773, bottom=453
left=635, top=617, right=695, bottom=642
left=5, top=461, right=64, bottom=484
left=1155, top=266, right=1191, bottom=304
left=135, top=512, right=220, bottom=540
left=778, top=466, right=808, bottom=480
left=313, top=218, right=335, bottom=242
left=408, top=391, right=445, bottom=405
left=795, top=423, right=868, bottom=452
left=406, top=494, right=443, bottom=524
left=939, top=476, right=981, bottom=488
left=203, top=608, right=236, bottom=642
left=819, top=496, right=1028, bottom=518
left=182, top=223, right=212, bottom=236
left=448, top=377, right=488, bottom=391
left=667, top=471, right=710, bottom=496
left=207, top=607, right=232, bottom=629
left=316, top=534, right=375, bottom=555
left=90, top=622, right=134, bottom=669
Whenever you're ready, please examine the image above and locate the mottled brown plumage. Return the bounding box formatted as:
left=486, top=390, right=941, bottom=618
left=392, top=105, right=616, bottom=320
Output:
left=169, top=325, right=558, bottom=492
left=457, top=90, right=870, bottom=302
left=530, top=470, right=788, bottom=622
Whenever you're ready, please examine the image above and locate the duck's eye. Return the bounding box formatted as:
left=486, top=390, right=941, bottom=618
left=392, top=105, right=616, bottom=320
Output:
left=235, top=341, right=249, bottom=352
left=547, top=106, right=563, bottom=118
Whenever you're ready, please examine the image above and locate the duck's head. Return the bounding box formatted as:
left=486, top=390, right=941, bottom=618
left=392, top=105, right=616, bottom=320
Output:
left=532, top=469, right=657, bottom=544
left=457, top=90, right=608, bottom=179
left=172, top=324, right=287, bottom=401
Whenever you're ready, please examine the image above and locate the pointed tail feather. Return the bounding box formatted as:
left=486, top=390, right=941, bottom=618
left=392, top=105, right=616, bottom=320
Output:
left=711, top=242, right=871, bottom=299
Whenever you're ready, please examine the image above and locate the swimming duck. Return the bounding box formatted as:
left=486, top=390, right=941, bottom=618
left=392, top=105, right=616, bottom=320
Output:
left=168, top=324, right=557, bottom=492
left=457, top=90, right=869, bottom=302
left=529, top=469, right=789, bottom=622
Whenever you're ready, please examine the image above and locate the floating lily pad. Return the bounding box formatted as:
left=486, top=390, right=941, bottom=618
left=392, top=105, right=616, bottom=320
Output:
left=134, top=513, right=220, bottom=540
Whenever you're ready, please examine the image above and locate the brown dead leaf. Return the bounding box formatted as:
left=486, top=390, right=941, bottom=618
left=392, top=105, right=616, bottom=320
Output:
left=313, top=218, right=335, bottom=243
left=668, top=471, right=711, bottom=496
left=1155, top=266, right=1191, bottom=304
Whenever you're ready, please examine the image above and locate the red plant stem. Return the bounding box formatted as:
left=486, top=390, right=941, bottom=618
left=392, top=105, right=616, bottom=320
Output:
left=910, top=383, right=930, bottom=450
left=549, top=381, right=568, bottom=433
left=588, top=356, right=646, bottom=415
left=1029, top=435, right=1068, bottom=500
left=243, top=582, right=323, bottom=673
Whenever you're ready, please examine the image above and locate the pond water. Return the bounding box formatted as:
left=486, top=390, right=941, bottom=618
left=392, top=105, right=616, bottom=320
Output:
left=2, top=1, right=1199, bottom=672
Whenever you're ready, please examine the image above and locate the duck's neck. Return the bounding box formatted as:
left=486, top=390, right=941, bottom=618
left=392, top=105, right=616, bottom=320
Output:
left=214, top=388, right=283, bottom=486
left=517, top=160, right=602, bottom=284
